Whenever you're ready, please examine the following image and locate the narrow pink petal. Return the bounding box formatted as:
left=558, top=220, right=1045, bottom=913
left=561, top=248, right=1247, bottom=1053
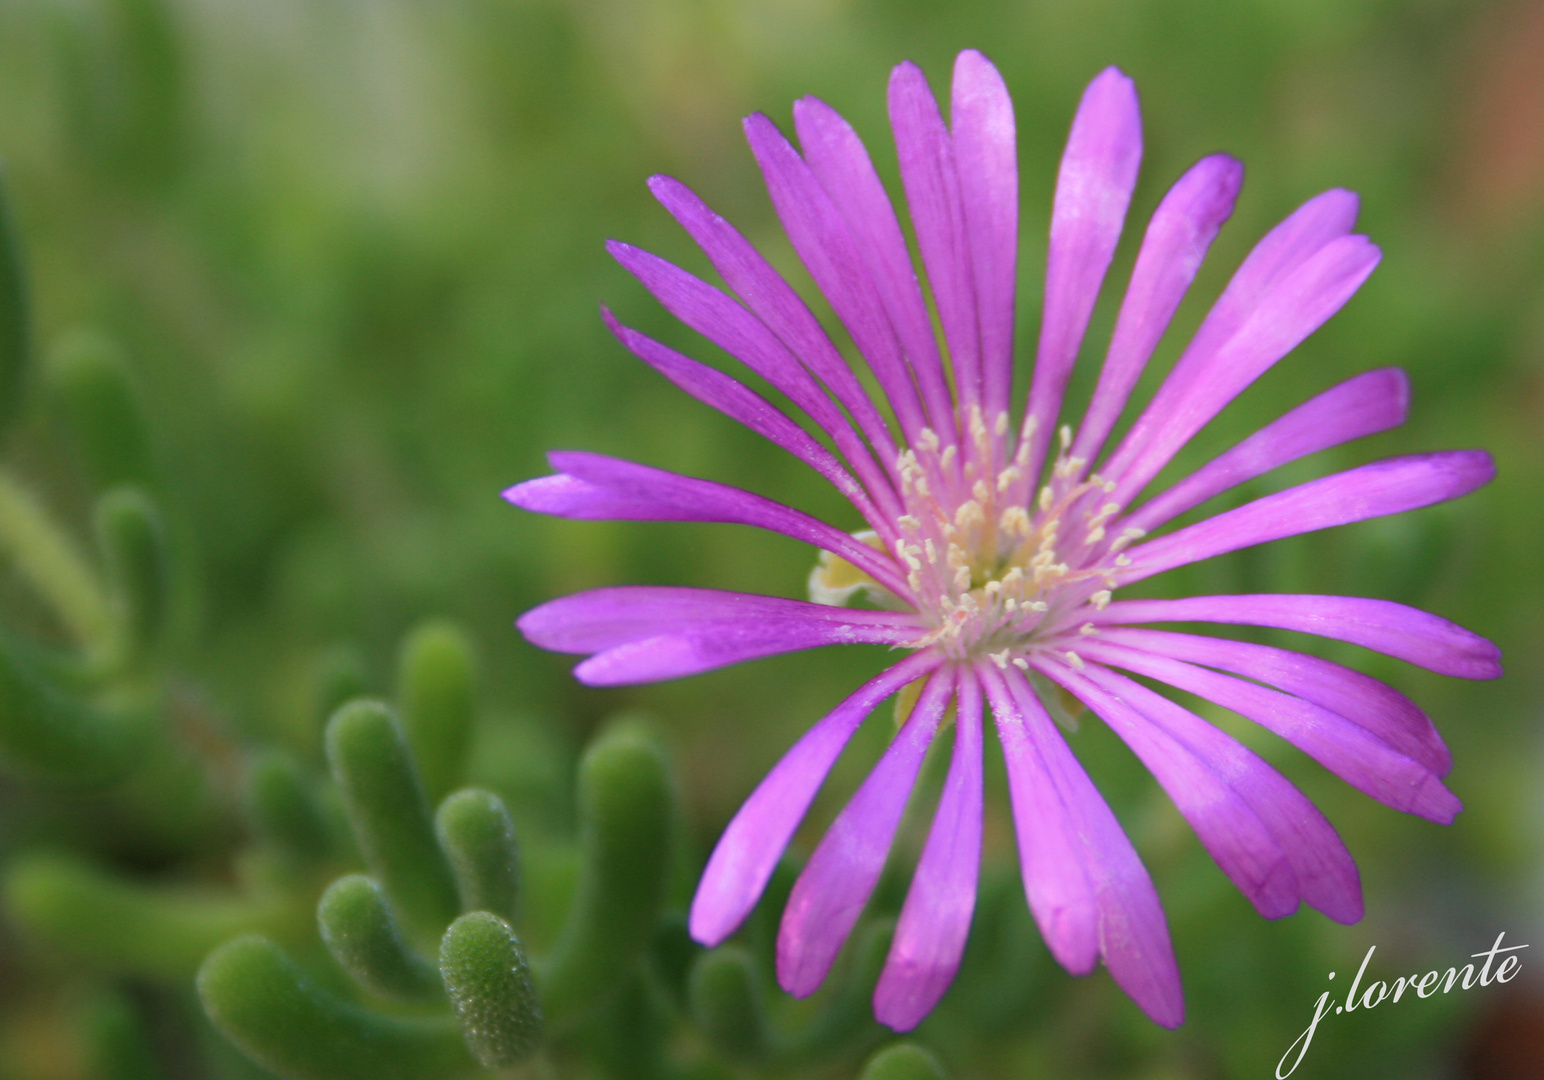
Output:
left=951, top=50, right=1018, bottom=420
left=1079, top=640, right=1462, bottom=824
left=690, top=651, right=943, bottom=946
left=1097, top=626, right=1450, bottom=776
left=1100, top=188, right=1361, bottom=487
left=519, top=585, right=920, bottom=654
left=977, top=661, right=1097, bottom=976
left=1124, top=368, right=1410, bottom=534
left=521, top=451, right=914, bottom=599
left=647, top=175, right=902, bottom=480
left=603, top=310, right=881, bottom=525
left=1118, top=452, right=1495, bottom=587
left=1071, top=661, right=1362, bottom=924
left=1091, top=593, right=1502, bottom=680
left=1021, top=67, right=1143, bottom=484
left=606, top=240, right=902, bottom=520
left=875, top=666, right=984, bottom=1031
left=744, top=113, right=929, bottom=444
left=1037, top=658, right=1299, bottom=920
left=778, top=667, right=957, bottom=997
left=1069, top=155, right=1244, bottom=467
left=994, top=665, right=1184, bottom=1028
left=889, top=61, right=981, bottom=413
left=1109, top=235, right=1383, bottom=506
left=795, top=96, right=957, bottom=438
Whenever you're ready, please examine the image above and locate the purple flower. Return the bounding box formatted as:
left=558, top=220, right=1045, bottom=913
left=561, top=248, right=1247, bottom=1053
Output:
left=506, top=51, right=1500, bottom=1031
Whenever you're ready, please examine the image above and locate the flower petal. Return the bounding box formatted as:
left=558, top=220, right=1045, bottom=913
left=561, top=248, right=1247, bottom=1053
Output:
left=690, top=652, right=943, bottom=946
left=951, top=50, right=1018, bottom=421
left=980, top=663, right=1184, bottom=1028
left=795, top=96, right=957, bottom=438
left=744, top=112, right=930, bottom=444
left=508, top=451, right=913, bottom=598
left=1038, top=657, right=1300, bottom=920
left=1118, top=451, right=1495, bottom=586
left=646, top=175, right=902, bottom=476
left=1124, top=367, right=1410, bottom=534
left=778, top=667, right=957, bottom=997
left=1079, top=640, right=1462, bottom=823
left=1068, top=661, right=1362, bottom=923
left=889, top=61, right=981, bottom=413
left=1069, top=154, right=1244, bottom=469
left=1091, top=593, right=1502, bottom=680
left=601, top=309, right=882, bottom=526
left=874, top=665, right=984, bottom=1031
left=1096, top=626, right=1449, bottom=776
left=1021, top=67, right=1143, bottom=483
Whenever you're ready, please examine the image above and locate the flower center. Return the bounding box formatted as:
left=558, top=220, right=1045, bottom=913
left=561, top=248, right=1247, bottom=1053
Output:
left=809, top=409, right=1146, bottom=663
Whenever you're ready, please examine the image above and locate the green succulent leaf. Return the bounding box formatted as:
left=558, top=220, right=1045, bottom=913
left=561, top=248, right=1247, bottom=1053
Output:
left=397, top=620, right=476, bottom=804
left=318, top=875, right=443, bottom=1001
left=95, top=486, right=171, bottom=669
left=689, top=945, right=772, bottom=1065
left=436, top=788, right=521, bottom=924
left=857, top=1043, right=948, bottom=1080
left=439, top=911, right=543, bottom=1067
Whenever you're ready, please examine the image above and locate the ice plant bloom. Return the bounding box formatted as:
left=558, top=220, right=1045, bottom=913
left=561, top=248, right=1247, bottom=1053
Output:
left=506, top=51, right=1500, bottom=1031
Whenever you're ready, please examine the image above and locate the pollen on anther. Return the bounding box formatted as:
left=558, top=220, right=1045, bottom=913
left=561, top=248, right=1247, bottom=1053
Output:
left=989, top=649, right=1011, bottom=670
left=1064, top=651, right=1086, bottom=670
left=1011, top=657, right=1030, bottom=671
left=1090, top=590, right=1112, bottom=610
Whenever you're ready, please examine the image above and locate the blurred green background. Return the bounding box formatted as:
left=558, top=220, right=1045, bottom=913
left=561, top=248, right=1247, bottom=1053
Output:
left=0, top=0, right=1540, bottom=1076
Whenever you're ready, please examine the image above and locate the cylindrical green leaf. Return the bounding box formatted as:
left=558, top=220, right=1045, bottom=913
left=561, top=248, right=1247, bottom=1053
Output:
left=319, top=875, right=442, bottom=1001
left=0, top=630, right=147, bottom=780
left=439, top=911, right=543, bottom=1067
left=44, top=329, right=156, bottom=492
left=244, top=750, right=333, bottom=866
left=689, top=946, right=771, bottom=1064
left=95, top=487, right=170, bottom=668
left=397, top=621, right=475, bottom=804
left=436, top=788, right=519, bottom=924
left=325, top=700, right=459, bottom=943
left=80, top=990, right=166, bottom=1080
left=2, top=852, right=285, bottom=979
left=858, top=1043, right=947, bottom=1080
left=540, top=720, right=676, bottom=1026
left=0, top=170, right=31, bottom=434
left=198, top=935, right=469, bottom=1080
left=783, top=919, right=894, bottom=1064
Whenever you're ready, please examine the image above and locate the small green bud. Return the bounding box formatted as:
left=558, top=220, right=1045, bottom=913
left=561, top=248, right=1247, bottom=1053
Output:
left=243, top=750, right=332, bottom=866
left=858, top=1043, right=947, bottom=1080
left=439, top=911, right=543, bottom=1067
left=540, top=720, right=676, bottom=1026
left=689, top=946, right=771, bottom=1064
left=44, top=329, right=155, bottom=492
left=325, top=700, right=460, bottom=944
left=397, top=621, right=475, bottom=804
left=436, top=788, right=520, bottom=923
left=198, top=935, right=469, bottom=1080
left=318, top=875, right=442, bottom=1001
left=94, top=487, right=170, bottom=668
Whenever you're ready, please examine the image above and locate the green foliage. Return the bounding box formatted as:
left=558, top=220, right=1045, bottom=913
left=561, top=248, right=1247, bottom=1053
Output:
left=436, top=788, right=522, bottom=924
left=0, top=170, right=29, bottom=434
left=318, top=875, right=443, bottom=1002
left=439, top=911, right=542, bottom=1067
left=94, top=486, right=171, bottom=670
left=858, top=1044, right=947, bottom=1080
left=398, top=620, right=476, bottom=805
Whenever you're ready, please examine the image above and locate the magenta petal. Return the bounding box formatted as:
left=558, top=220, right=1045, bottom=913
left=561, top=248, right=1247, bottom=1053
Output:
left=1037, top=658, right=1299, bottom=920
left=1125, top=367, right=1410, bottom=534
left=1120, top=452, right=1495, bottom=587
left=519, top=585, right=920, bottom=654
left=777, top=667, right=957, bottom=997
left=602, top=310, right=880, bottom=524
left=1070, top=154, right=1244, bottom=468
left=1022, top=67, right=1143, bottom=482
left=744, top=112, right=929, bottom=444
left=1097, top=626, right=1450, bottom=776
left=889, top=61, right=981, bottom=413
left=690, top=652, right=943, bottom=947
left=874, top=666, right=984, bottom=1031
left=951, top=50, right=1018, bottom=420
left=646, top=175, right=901, bottom=476
left=526, top=451, right=913, bottom=599
left=1080, top=640, right=1462, bottom=823
left=1110, top=234, right=1382, bottom=504
left=1090, top=593, right=1502, bottom=680
left=795, top=96, right=956, bottom=438
left=1071, top=661, right=1362, bottom=924
left=989, top=664, right=1184, bottom=1028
